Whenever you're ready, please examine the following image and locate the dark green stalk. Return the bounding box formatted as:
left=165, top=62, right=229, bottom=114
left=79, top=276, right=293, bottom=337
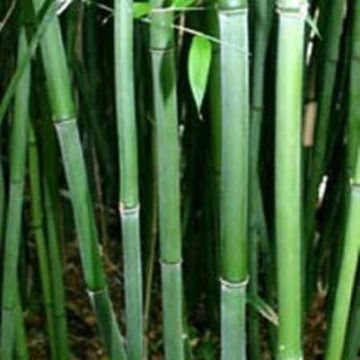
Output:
left=43, top=182, right=69, bottom=360
left=150, top=1, right=185, bottom=357
left=38, top=102, right=69, bottom=360
left=218, top=0, right=249, bottom=358
left=305, top=0, right=345, bottom=252
left=206, top=5, right=221, bottom=326
left=0, top=28, right=31, bottom=359
left=325, top=4, right=360, bottom=358
left=144, top=131, right=158, bottom=339
left=275, top=1, right=305, bottom=359
left=249, top=1, right=273, bottom=358
left=114, top=0, right=143, bottom=358
left=28, top=123, right=58, bottom=358
left=0, top=0, right=56, bottom=126
left=28, top=122, right=70, bottom=359
left=31, top=0, right=127, bottom=357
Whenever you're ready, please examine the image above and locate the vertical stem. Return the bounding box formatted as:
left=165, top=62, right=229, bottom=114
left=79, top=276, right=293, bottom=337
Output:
left=150, top=0, right=185, bottom=357
left=305, top=0, right=345, bottom=253
left=249, top=1, right=273, bottom=358
left=114, top=0, right=143, bottom=358
left=0, top=28, right=31, bottom=360
left=218, top=0, right=250, bottom=358
left=31, top=0, right=127, bottom=357
left=275, top=1, right=306, bottom=359
left=325, top=3, right=360, bottom=358
left=28, top=123, right=58, bottom=359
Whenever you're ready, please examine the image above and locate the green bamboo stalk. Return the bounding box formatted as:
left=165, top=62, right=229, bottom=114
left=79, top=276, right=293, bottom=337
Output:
left=0, top=0, right=56, bottom=126
left=38, top=100, right=69, bottom=360
left=343, top=269, right=360, bottom=360
left=31, top=0, right=127, bottom=358
left=28, top=122, right=70, bottom=359
left=249, top=1, right=273, bottom=358
left=305, top=0, right=345, bottom=252
left=325, top=164, right=360, bottom=360
left=275, top=1, right=306, bottom=359
left=114, top=0, right=143, bottom=357
left=149, top=1, right=185, bottom=357
left=28, top=123, right=58, bottom=359
left=43, top=182, right=69, bottom=360
left=218, top=0, right=249, bottom=357
left=0, top=28, right=31, bottom=360
left=325, top=4, right=360, bottom=358
left=205, top=6, right=221, bottom=326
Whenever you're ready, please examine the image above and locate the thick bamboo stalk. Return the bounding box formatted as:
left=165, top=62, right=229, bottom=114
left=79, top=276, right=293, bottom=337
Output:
left=150, top=1, right=185, bottom=357
left=325, top=4, right=360, bottom=358
left=218, top=0, right=249, bottom=357
left=275, top=1, right=306, bottom=359
left=31, top=0, right=127, bottom=357
left=114, top=0, right=143, bottom=358
left=0, top=28, right=31, bottom=359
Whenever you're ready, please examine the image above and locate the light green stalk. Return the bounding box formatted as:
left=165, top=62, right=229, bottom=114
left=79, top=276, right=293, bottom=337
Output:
left=31, top=0, right=127, bottom=357
left=275, top=1, right=306, bottom=359
left=218, top=0, right=249, bottom=358
left=150, top=0, right=185, bottom=357
left=114, top=0, right=143, bottom=358
left=0, top=28, right=31, bottom=359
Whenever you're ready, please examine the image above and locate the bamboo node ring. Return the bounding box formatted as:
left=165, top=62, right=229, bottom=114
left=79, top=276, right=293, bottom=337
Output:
left=220, top=276, right=249, bottom=288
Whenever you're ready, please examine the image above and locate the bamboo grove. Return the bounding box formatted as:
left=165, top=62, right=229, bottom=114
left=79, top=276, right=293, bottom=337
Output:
left=0, top=0, right=360, bottom=358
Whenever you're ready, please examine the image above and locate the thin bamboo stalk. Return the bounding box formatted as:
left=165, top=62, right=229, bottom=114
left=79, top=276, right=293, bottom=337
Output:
left=114, top=0, right=143, bottom=357
left=305, top=0, right=345, bottom=252
left=38, top=102, right=70, bottom=360
left=275, top=1, right=306, bottom=359
left=31, top=0, right=127, bottom=357
left=218, top=0, right=249, bottom=358
left=149, top=0, right=185, bottom=357
left=249, top=1, right=273, bottom=357
left=325, top=3, right=360, bottom=358
left=0, top=28, right=31, bottom=359
left=28, top=123, right=58, bottom=359
left=343, top=268, right=360, bottom=360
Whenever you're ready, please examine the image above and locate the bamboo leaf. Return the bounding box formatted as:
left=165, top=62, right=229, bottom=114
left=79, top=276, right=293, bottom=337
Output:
left=171, top=0, right=194, bottom=9
left=188, top=35, right=212, bottom=112
left=133, top=2, right=151, bottom=18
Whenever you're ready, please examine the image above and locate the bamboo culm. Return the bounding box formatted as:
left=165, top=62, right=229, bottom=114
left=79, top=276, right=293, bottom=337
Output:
left=275, top=1, right=306, bottom=359
left=325, top=3, right=360, bottom=358
left=114, top=0, right=143, bottom=357
left=0, top=28, right=31, bottom=359
left=150, top=0, right=185, bottom=357
left=31, top=0, right=127, bottom=357
left=218, top=0, right=250, bottom=358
